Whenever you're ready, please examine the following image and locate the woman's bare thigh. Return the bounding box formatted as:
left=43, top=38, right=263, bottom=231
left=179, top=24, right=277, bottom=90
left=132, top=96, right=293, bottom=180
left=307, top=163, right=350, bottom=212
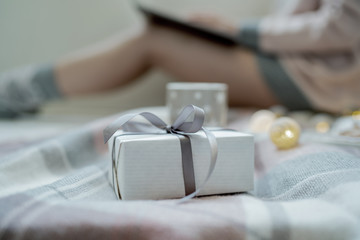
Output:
left=144, top=25, right=279, bottom=108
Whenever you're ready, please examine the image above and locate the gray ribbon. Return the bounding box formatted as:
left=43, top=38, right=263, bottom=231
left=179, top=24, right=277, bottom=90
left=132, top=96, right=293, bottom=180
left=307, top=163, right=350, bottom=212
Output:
left=103, top=105, right=218, bottom=201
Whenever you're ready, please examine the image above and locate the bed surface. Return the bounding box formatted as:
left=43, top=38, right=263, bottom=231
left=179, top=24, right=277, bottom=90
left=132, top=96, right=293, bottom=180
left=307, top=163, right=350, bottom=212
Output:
left=1, top=107, right=359, bottom=240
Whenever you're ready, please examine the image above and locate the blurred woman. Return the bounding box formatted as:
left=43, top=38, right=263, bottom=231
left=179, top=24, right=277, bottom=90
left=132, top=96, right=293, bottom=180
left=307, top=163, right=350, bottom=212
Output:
left=0, top=0, right=359, bottom=118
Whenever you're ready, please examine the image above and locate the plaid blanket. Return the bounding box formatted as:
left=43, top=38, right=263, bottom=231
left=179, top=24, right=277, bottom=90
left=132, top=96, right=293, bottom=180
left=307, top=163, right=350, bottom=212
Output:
left=1, top=108, right=360, bottom=240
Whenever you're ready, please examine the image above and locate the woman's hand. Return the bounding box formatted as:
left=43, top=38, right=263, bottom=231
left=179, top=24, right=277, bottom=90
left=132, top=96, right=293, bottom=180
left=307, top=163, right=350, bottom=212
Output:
left=187, top=13, right=237, bottom=35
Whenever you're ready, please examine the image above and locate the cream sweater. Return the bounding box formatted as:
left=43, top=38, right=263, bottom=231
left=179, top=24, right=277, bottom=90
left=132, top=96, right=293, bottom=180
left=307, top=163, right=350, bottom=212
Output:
left=241, top=0, right=360, bottom=113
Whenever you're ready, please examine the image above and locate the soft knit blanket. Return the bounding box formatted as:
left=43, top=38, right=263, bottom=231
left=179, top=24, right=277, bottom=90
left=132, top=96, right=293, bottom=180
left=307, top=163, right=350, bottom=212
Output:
left=1, top=108, right=359, bottom=240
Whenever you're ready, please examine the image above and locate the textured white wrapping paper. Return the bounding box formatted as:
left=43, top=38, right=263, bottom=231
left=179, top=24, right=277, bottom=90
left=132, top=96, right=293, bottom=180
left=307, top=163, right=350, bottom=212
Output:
left=108, top=130, right=254, bottom=200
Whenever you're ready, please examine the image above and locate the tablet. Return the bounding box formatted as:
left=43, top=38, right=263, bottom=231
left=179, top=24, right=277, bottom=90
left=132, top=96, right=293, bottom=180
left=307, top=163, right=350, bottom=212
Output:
left=137, top=4, right=239, bottom=46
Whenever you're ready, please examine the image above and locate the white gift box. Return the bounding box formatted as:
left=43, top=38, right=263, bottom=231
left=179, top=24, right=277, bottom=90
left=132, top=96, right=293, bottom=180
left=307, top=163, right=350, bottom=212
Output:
left=108, top=130, right=254, bottom=200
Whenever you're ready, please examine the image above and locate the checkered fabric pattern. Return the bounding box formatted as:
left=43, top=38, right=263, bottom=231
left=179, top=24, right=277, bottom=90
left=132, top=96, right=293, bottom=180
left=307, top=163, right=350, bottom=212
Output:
left=0, top=109, right=360, bottom=240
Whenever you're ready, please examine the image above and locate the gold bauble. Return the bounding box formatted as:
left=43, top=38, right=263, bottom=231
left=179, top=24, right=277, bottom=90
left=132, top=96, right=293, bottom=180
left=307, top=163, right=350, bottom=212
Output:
left=269, top=117, right=301, bottom=149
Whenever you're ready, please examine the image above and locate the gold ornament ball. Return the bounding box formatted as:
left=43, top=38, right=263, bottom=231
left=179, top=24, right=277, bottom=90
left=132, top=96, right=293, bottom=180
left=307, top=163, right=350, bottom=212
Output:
left=269, top=117, right=301, bottom=149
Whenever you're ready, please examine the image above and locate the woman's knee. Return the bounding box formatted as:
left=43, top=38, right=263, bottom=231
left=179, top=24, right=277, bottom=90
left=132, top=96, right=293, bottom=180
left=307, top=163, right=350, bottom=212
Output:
left=143, top=24, right=211, bottom=65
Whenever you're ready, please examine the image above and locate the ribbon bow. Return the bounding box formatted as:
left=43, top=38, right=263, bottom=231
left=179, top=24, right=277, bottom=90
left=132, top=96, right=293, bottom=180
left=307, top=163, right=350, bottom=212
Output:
left=103, top=105, right=218, bottom=201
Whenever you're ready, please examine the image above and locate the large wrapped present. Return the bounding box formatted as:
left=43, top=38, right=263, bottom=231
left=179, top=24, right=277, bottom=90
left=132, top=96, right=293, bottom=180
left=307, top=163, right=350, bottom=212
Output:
left=104, top=105, right=254, bottom=200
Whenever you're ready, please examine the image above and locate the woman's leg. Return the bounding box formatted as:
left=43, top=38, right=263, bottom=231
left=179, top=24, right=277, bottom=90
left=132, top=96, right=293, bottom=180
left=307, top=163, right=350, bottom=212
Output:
left=55, top=29, right=152, bottom=96
left=146, top=26, right=279, bottom=107
left=56, top=25, right=279, bottom=108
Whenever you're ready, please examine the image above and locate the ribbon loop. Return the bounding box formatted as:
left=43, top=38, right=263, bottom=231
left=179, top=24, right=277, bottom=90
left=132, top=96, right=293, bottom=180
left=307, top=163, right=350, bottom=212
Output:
left=172, top=105, right=205, bottom=133
left=104, top=111, right=167, bottom=143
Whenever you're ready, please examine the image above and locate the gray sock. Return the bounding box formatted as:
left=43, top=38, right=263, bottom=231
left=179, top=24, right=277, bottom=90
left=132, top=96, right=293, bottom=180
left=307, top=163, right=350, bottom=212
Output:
left=0, top=64, right=62, bottom=118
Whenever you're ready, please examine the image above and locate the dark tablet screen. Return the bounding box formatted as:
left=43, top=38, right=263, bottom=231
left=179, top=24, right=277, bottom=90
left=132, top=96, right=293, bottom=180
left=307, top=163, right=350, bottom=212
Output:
left=137, top=4, right=238, bottom=46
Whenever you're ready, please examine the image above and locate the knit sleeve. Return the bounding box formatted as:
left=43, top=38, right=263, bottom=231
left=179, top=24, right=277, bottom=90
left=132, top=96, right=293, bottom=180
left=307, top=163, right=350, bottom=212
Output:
left=260, top=0, right=360, bottom=53
left=237, top=0, right=360, bottom=54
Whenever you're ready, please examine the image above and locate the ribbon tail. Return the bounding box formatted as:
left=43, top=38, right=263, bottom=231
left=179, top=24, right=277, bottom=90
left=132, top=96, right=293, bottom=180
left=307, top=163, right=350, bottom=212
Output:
left=178, top=127, right=218, bottom=203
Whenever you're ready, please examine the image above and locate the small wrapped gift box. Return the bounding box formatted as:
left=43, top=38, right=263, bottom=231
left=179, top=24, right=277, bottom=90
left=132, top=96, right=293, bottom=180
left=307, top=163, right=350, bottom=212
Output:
left=108, top=130, right=254, bottom=200
left=104, top=105, right=254, bottom=200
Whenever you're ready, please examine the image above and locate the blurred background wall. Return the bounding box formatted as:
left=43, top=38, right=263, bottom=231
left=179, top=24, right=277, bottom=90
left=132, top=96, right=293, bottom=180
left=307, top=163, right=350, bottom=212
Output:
left=0, top=0, right=276, bottom=117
